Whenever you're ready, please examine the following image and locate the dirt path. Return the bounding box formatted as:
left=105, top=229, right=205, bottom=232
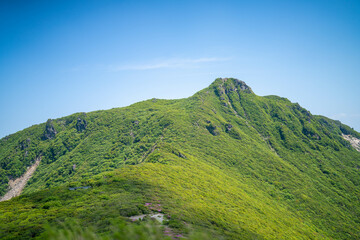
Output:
left=0, top=157, right=41, bottom=202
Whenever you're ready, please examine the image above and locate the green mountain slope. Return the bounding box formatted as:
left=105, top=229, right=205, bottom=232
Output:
left=1, top=78, right=360, bottom=239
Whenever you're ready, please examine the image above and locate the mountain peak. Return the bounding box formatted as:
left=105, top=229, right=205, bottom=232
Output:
left=225, top=78, right=252, bottom=92
left=211, top=77, right=254, bottom=95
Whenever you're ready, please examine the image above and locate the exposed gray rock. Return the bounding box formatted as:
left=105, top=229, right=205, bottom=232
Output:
left=76, top=117, right=87, bottom=132
left=342, top=134, right=360, bottom=152
left=225, top=124, right=233, bottom=131
left=129, top=213, right=164, bottom=223
left=42, top=119, right=57, bottom=140
left=233, top=79, right=253, bottom=93
left=222, top=78, right=253, bottom=94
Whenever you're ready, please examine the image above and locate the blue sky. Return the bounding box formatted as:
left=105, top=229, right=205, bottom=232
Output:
left=0, top=0, right=359, bottom=138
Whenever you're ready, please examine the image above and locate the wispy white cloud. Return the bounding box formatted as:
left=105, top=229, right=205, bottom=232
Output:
left=107, top=57, right=230, bottom=72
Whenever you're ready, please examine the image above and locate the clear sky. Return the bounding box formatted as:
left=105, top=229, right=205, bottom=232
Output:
left=1, top=0, right=359, bottom=138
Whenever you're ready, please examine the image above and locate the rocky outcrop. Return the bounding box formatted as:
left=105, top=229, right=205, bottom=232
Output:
left=0, top=157, right=41, bottom=202
left=342, top=134, right=360, bottom=152
left=76, top=117, right=87, bottom=132
left=223, top=78, right=253, bottom=94
left=225, top=123, right=233, bottom=131
left=233, top=79, right=253, bottom=93
left=42, top=119, right=57, bottom=140
left=206, top=123, right=220, bottom=136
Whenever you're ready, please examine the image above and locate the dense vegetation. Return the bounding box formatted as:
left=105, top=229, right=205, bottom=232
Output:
left=1, top=78, right=360, bottom=239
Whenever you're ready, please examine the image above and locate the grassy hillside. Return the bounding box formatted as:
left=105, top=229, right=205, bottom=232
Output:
left=1, top=78, right=360, bottom=239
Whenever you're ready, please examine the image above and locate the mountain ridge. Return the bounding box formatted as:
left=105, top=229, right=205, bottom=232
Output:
left=1, top=78, right=360, bottom=239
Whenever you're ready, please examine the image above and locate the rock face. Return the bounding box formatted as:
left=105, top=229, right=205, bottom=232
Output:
left=76, top=117, right=87, bottom=132
left=0, top=157, right=41, bottom=202
left=42, top=119, right=57, bottom=140
left=223, top=78, right=253, bottom=93
left=215, top=78, right=254, bottom=98
left=342, top=134, right=360, bottom=152
left=233, top=78, right=253, bottom=93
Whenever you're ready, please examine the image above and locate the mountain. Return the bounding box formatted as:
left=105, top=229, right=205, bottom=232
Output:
left=1, top=78, right=360, bottom=239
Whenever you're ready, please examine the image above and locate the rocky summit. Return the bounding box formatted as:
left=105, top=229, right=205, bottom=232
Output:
left=0, top=78, right=360, bottom=239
